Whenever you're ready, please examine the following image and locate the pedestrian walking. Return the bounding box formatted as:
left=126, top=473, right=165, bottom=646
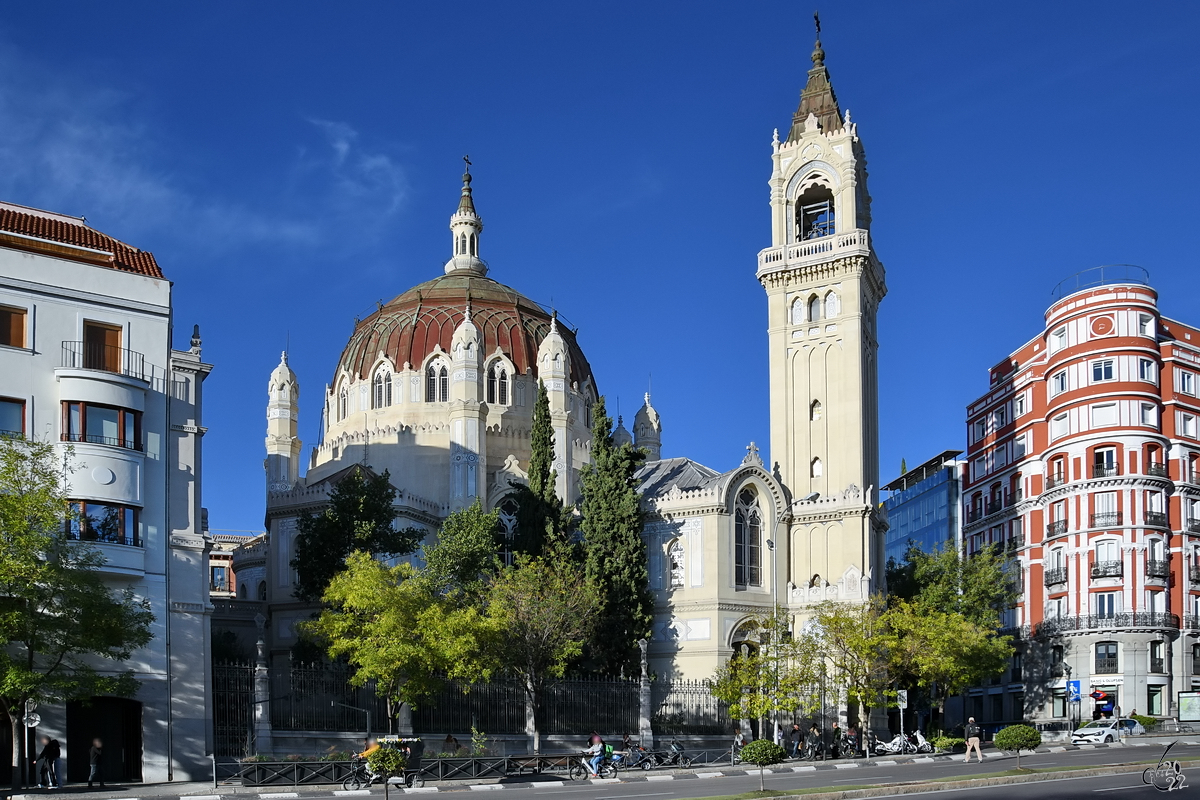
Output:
left=963, top=718, right=983, bottom=763
left=773, top=724, right=784, bottom=748
left=788, top=724, right=802, bottom=758
left=88, top=738, right=105, bottom=788
left=35, top=736, right=60, bottom=789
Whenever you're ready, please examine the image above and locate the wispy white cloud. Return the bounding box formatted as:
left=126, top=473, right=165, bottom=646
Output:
left=0, top=46, right=408, bottom=256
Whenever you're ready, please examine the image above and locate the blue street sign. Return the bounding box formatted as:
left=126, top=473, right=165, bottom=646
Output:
left=1067, top=680, right=1081, bottom=702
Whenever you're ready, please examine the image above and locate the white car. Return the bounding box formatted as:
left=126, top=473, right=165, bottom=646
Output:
left=1071, top=718, right=1146, bottom=744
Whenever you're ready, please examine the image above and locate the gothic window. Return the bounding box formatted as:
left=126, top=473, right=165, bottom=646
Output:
left=811, top=400, right=822, bottom=421
left=796, top=183, right=835, bottom=240
left=457, top=233, right=467, bottom=255
left=808, top=295, right=823, bottom=323
left=811, top=457, right=823, bottom=477
left=426, top=361, right=449, bottom=402
left=337, top=384, right=348, bottom=421
left=373, top=369, right=392, bottom=409
left=257, top=581, right=267, bottom=601
left=791, top=297, right=805, bottom=325
left=824, top=291, right=840, bottom=318
left=487, top=363, right=510, bottom=406
left=487, top=365, right=497, bottom=404
left=498, top=496, right=519, bottom=566
left=668, top=538, right=685, bottom=588
left=470, top=233, right=478, bottom=256
left=734, top=487, right=762, bottom=588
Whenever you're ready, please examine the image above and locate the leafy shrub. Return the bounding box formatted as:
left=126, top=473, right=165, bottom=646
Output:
left=367, top=747, right=407, bottom=778
left=1130, top=714, right=1156, bottom=731
left=739, top=740, right=787, bottom=791
left=932, top=736, right=965, bottom=752
left=993, top=724, right=1041, bottom=768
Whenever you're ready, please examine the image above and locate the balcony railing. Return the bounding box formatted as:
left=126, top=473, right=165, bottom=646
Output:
left=1044, top=567, right=1068, bottom=586
left=757, top=230, right=870, bottom=271
left=60, top=432, right=142, bottom=452
left=1047, top=520, right=1069, bottom=536
left=1092, top=464, right=1120, bottom=478
left=1009, top=488, right=1024, bottom=505
left=967, top=507, right=984, bottom=523
left=1036, top=612, right=1180, bottom=637
left=1151, top=657, right=1166, bottom=674
left=1185, top=615, right=1200, bottom=630
left=67, top=528, right=141, bottom=548
left=211, top=581, right=230, bottom=593
left=985, top=499, right=1003, bottom=516
left=1188, top=518, right=1200, bottom=534
left=60, top=341, right=146, bottom=381
left=1090, top=512, right=1123, bottom=528
left=1146, top=511, right=1168, bottom=527
left=1191, top=566, right=1200, bottom=584
left=1095, top=657, right=1119, bottom=674
left=1146, top=559, right=1170, bottom=579
left=1193, top=657, right=1200, bottom=673
left=1091, top=560, right=1124, bottom=578
left=1046, top=474, right=1068, bottom=490
left=1147, top=463, right=1169, bottom=478
left=1008, top=533, right=1026, bottom=550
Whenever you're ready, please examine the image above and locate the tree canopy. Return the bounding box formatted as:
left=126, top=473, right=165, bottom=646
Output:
left=291, top=467, right=423, bottom=602
left=580, top=397, right=651, bottom=676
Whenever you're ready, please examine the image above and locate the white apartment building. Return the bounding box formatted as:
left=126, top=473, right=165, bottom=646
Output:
left=0, top=201, right=213, bottom=782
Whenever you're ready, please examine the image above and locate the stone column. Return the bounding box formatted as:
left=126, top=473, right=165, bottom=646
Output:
left=253, top=614, right=274, bottom=754
left=638, top=639, right=654, bottom=746
left=397, top=703, right=414, bottom=736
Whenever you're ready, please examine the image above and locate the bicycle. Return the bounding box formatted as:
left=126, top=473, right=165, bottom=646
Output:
left=619, top=745, right=655, bottom=771
left=342, top=758, right=375, bottom=791
left=568, top=752, right=618, bottom=780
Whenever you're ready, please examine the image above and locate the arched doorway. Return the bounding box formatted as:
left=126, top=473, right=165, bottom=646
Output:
left=66, top=697, right=142, bottom=783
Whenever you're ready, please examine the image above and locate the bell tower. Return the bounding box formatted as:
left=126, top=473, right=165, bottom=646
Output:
left=265, top=351, right=301, bottom=492
left=759, top=16, right=887, bottom=600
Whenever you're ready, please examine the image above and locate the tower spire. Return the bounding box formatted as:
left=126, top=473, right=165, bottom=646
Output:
left=445, top=156, right=487, bottom=276
left=786, top=11, right=843, bottom=141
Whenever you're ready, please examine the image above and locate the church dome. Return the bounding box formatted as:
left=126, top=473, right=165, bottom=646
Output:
left=333, top=273, right=595, bottom=390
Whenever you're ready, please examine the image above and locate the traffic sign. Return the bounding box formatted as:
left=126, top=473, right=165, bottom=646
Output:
left=897, top=689, right=908, bottom=710
left=1067, top=680, right=1081, bottom=702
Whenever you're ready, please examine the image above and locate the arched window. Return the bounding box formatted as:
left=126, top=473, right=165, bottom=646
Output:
left=498, top=496, right=519, bottom=566
left=668, top=539, right=685, bottom=588
left=337, top=384, right=348, bottom=421
left=811, top=457, right=823, bottom=477
left=470, top=233, right=478, bottom=256
left=373, top=369, right=392, bottom=409
left=257, top=581, right=267, bottom=601
left=796, top=182, right=835, bottom=240
left=734, top=487, right=762, bottom=588
left=791, top=297, right=806, bottom=325
left=811, top=400, right=822, bottom=421
left=824, top=291, right=840, bottom=318
left=487, top=365, right=497, bottom=404
left=426, top=362, right=449, bottom=402
left=808, top=295, right=823, bottom=323
left=239, top=583, right=248, bottom=599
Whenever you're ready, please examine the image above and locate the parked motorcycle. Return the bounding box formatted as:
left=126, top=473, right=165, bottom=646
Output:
left=907, top=730, right=934, bottom=754
left=874, top=733, right=916, bottom=755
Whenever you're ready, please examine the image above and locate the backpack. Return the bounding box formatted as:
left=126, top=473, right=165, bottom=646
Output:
left=965, top=723, right=980, bottom=739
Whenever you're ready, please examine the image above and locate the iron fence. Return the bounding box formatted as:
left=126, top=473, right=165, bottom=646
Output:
left=412, top=678, right=526, bottom=736
left=652, top=680, right=730, bottom=735
left=270, top=663, right=391, bottom=734
left=541, top=676, right=639, bottom=735
left=214, top=662, right=254, bottom=757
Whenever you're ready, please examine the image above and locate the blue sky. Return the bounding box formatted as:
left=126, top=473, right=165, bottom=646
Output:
left=1, top=2, right=1197, bottom=534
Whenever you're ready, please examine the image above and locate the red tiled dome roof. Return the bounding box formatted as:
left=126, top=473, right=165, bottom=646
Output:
left=334, top=273, right=594, bottom=389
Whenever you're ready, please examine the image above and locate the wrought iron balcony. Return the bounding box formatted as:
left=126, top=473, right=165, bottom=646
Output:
left=967, top=507, right=984, bottom=523
left=1188, top=518, right=1200, bottom=534
left=1090, top=512, right=1123, bottom=528
left=1044, top=567, right=1068, bottom=586
left=1151, top=657, right=1166, bottom=674
left=1046, top=473, right=1068, bottom=490
left=1193, top=656, right=1200, bottom=673
left=1008, top=533, right=1026, bottom=550
left=1147, top=463, right=1170, bottom=478
left=985, top=499, right=1003, bottom=516
left=1191, top=566, right=1200, bottom=583
left=1091, top=560, right=1124, bottom=578
left=60, top=432, right=142, bottom=452
left=67, top=528, right=141, bottom=548
left=1185, top=615, right=1200, bottom=630
left=1092, top=464, right=1120, bottom=478
left=1047, top=520, right=1069, bottom=536
left=1146, top=559, right=1170, bottom=579
left=1036, top=612, right=1179, bottom=637
left=1146, top=511, right=1168, bottom=527
left=1008, top=488, right=1024, bottom=505
left=1095, top=657, right=1119, bottom=674
left=60, top=341, right=146, bottom=381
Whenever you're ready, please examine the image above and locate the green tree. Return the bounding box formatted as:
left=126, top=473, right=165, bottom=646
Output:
left=888, top=543, right=1017, bottom=628
left=811, top=598, right=893, bottom=730
left=511, top=381, right=568, bottom=556
left=580, top=397, right=651, bottom=675
left=366, top=746, right=407, bottom=800
left=0, top=438, right=154, bottom=789
left=486, top=545, right=599, bottom=752
left=421, top=501, right=500, bottom=600
left=302, top=551, right=496, bottom=718
left=738, top=739, right=786, bottom=791
left=710, top=609, right=821, bottom=733
left=993, top=724, right=1041, bottom=769
left=291, top=467, right=423, bottom=602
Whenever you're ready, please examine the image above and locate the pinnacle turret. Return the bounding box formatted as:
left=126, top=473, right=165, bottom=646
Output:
left=445, top=156, right=487, bottom=276
left=786, top=13, right=843, bottom=141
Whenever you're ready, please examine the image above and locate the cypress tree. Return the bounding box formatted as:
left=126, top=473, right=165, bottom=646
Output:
left=580, top=396, right=653, bottom=675
left=513, top=380, right=564, bottom=555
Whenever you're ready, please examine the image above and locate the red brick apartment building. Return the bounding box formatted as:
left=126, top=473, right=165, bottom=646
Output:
left=961, top=266, right=1200, bottom=730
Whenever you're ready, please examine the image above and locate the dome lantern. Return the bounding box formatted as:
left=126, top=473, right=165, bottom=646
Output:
left=445, top=156, right=487, bottom=276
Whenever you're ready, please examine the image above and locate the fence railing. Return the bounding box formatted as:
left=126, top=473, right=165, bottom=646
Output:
left=652, top=679, right=731, bottom=735
left=270, top=663, right=391, bottom=733
left=1036, top=612, right=1179, bottom=637
left=214, top=663, right=255, bottom=757
left=60, top=340, right=146, bottom=381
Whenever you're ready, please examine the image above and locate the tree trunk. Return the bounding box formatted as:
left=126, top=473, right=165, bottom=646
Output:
left=759, top=765, right=766, bottom=791
left=10, top=711, right=23, bottom=794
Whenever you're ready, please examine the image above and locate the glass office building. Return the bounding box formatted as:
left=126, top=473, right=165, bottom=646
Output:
left=883, top=450, right=963, bottom=566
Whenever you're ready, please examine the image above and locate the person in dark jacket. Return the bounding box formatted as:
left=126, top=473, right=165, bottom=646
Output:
left=788, top=724, right=802, bottom=758
left=35, top=736, right=60, bottom=789
left=88, top=738, right=104, bottom=788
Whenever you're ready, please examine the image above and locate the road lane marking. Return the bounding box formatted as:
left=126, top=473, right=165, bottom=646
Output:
left=695, top=771, right=723, bottom=778
left=468, top=786, right=504, bottom=791
left=260, top=794, right=299, bottom=798
left=531, top=782, right=565, bottom=788
left=644, top=775, right=674, bottom=781
left=833, top=762, right=859, bottom=769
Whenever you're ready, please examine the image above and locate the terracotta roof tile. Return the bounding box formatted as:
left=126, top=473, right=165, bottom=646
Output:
left=0, top=202, right=163, bottom=278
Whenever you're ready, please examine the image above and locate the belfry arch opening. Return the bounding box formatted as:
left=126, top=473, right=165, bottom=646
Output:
left=796, top=182, right=835, bottom=241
